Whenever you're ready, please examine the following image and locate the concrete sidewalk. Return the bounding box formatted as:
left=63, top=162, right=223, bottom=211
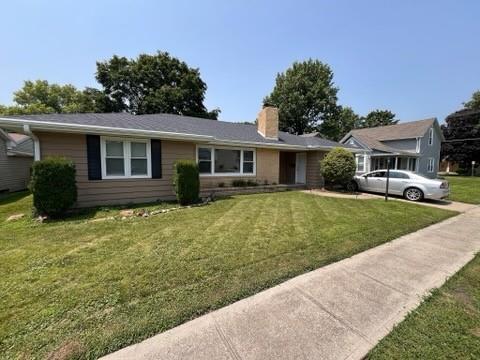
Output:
left=102, top=207, right=480, bottom=360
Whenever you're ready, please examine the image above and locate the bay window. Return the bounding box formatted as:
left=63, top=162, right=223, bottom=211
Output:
left=197, top=146, right=256, bottom=175
left=101, top=137, right=151, bottom=179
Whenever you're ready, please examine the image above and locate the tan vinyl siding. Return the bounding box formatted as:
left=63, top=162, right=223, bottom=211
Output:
left=37, top=132, right=281, bottom=207
left=0, top=138, right=32, bottom=192
left=306, top=151, right=326, bottom=188
left=38, top=132, right=195, bottom=207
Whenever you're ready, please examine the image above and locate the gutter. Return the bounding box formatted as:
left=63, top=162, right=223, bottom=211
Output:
left=0, top=117, right=357, bottom=152
left=22, top=124, right=41, bottom=161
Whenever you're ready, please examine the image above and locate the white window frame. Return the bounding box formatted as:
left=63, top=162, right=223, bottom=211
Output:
left=196, top=145, right=256, bottom=177
left=428, top=128, right=434, bottom=146
left=427, top=157, right=435, bottom=173
left=355, top=154, right=365, bottom=172
left=100, top=136, right=151, bottom=179
left=416, top=137, right=421, bottom=153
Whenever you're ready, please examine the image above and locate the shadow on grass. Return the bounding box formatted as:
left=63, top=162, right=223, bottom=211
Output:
left=0, top=190, right=30, bottom=206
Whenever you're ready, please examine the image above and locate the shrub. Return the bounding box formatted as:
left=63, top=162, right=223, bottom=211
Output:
left=29, top=157, right=77, bottom=217
left=218, top=182, right=225, bottom=188
left=232, top=179, right=247, bottom=187
left=173, top=160, right=200, bottom=205
left=320, top=147, right=356, bottom=186
left=246, top=180, right=258, bottom=186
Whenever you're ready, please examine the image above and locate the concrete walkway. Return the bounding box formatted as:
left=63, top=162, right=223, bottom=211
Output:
left=102, top=207, right=480, bottom=360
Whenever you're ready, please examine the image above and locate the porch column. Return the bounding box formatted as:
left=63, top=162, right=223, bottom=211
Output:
left=395, top=157, right=398, bottom=169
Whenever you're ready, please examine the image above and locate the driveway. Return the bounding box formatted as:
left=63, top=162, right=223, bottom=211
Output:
left=102, top=207, right=480, bottom=360
left=304, top=189, right=476, bottom=212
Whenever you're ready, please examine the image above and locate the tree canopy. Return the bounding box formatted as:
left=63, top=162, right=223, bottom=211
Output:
left=321, top=106, right=362, bottom=141
left=96, top=52, right=219, bottom=119
left=360, top=109, right=398, bottom=128
left=463, top=90, right=480, bottom=110
left=0, top=80, right=117, bottom=115
left=441, top=109, right=480, bottom=170
left=0, top=51, right=219, bottom=119
left=263, top=59, right=338, bottom=135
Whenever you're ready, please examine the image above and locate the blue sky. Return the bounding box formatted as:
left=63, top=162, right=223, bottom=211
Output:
left=0, top=0, right=478, bottom=123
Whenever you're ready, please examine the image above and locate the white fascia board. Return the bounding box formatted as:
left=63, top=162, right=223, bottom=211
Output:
left=0, top=117, right=214, bottom=142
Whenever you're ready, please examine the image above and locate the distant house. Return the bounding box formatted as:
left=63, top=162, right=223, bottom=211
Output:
left=340, top=118, right=444, bottom=178
left=0, top=130, right=33, bottom=192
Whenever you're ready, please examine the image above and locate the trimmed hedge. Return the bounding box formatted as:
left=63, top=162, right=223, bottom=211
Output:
left=29, top=157, right=77, bottom=217
left=173, top=160, right=200, bottom=205
left=320, top=147, right=356, bottom=186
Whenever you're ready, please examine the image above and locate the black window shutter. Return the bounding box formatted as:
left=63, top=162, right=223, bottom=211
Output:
left=86, top=135, right=102, bottom=180
left=151, top=139, right=162, bottom=179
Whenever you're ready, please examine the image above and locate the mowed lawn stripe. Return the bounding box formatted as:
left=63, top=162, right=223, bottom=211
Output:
left=0, top=191, right=456, bottom=359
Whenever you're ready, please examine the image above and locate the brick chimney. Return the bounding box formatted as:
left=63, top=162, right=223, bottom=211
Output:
left=257, top=106, right=279, bottom=140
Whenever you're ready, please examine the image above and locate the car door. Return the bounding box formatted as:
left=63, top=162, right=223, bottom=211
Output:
left=387, top=171, right=410, bottom=195
left=361, top=171, right=385, bottom=192
left=369, top=171, right=387, bottom=193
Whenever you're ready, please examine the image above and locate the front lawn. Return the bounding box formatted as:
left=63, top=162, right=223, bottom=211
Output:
left=368, top=254, right=480, bottom=359
left=446, top=176, right=480, bottom=204
left=0, top=191, right=456, bottom=359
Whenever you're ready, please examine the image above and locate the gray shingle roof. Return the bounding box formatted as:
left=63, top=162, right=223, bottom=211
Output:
left=341, top=118, right=436, bottom=153
left=349, top=118, right=435, bottom=141
left=0, top=113, right=351, bottom=149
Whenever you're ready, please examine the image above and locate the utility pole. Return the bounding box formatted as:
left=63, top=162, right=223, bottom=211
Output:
left=385, top=158, right=391, bottom=201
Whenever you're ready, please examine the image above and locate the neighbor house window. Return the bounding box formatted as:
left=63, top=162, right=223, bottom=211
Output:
left=428, top=128, right=434, bottom=146
left=356, top=155, right=365, bottom=172
left=408, top=158, right=417, bottom=171
left=427, top=157, right=435, bottom=173
left=101, top=137, right=151, bottom=179
left=197, top=146, right=255, bottom=175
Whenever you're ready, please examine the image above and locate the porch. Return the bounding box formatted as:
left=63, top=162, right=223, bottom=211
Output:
left=370, top=155, right=418, bottom=172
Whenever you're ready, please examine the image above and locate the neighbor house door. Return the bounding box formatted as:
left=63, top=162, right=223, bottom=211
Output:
left=295, top=152, right=306, bottom=184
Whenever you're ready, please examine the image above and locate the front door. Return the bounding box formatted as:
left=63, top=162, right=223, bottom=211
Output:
left=295, top=152, right=306, bottom=184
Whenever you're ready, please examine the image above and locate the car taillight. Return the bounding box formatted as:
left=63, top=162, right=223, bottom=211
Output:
left=440, top=181, right=448, bottom=189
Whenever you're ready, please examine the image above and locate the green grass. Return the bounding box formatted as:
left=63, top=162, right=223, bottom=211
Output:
left=0, top=191, right=456, bottom=359
left=368, top=254, right=480, bottom=359
left=446, top=176, right=480, bottom=204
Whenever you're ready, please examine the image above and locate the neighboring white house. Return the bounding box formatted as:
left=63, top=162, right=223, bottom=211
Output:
left=0, top=129, right=34, bottom=192
left=340, top=118, right=444, bottom=179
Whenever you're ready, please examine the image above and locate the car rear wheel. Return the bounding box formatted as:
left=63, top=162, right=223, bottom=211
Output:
left=404, top=187, right=424, bottom=201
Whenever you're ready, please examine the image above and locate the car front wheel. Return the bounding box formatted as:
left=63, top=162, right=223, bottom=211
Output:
left=404, top=187, right=424, bottom=201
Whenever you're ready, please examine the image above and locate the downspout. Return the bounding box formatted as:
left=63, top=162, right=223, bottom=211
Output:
left=23, top=124, right=41, bottom=161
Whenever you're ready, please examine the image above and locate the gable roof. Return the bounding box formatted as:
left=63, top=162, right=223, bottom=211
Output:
left=0, top=113, right=354, bottom=151
left=340, top=118, right=441, bottom=153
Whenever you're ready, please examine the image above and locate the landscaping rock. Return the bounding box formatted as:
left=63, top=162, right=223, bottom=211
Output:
left=6, top=213, right=25, bottom=221
left=36, top=215, right=48, bottom=223
left=119, top=209, right=134, bottom=217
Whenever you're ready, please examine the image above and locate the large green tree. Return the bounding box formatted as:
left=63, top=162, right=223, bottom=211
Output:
left=0, top=80, right=117, bottom=115
left=263, top=59, right=338, bottom=134
left=321, top=106, right=361, bottom=141
left=463, top=90, right=480, bottom=110
left=96, top=51, right=219, bottom=119
left=441, top=109, right=480, bottom=170
left=360, top=109, right=398, bottom=128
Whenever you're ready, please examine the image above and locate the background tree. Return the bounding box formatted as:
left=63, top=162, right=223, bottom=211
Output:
left=360, top=109, right=398, bottom=128
left=0, top=80, right=116, bottom=114
left=441, top=109, right=480, bottom=171
left=463, top=90, right=480, bottom=110
left=263, top=59, right=338, bottom=134
left=321, top=106, right=361, bottom=141
left=96, top=51, right=219, bottom=119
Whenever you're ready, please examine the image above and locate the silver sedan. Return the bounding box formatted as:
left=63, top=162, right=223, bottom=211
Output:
left=352, top=170, right=450, bottom=201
